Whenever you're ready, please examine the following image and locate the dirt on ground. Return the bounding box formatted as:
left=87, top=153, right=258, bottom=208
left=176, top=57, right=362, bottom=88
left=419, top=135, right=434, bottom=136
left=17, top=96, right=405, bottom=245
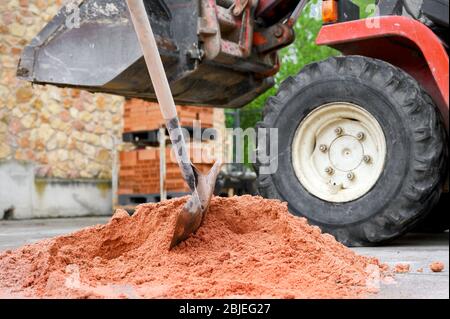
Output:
left=0, top=196, right=384, bottom=299
left=430, top=262, right=445, bottom=273
left=395, top=264, right=411, bottom=274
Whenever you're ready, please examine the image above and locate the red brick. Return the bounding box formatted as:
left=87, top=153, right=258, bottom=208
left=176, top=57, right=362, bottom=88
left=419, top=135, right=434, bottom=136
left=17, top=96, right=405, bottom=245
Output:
left=123, top=99, right=214, bottom=133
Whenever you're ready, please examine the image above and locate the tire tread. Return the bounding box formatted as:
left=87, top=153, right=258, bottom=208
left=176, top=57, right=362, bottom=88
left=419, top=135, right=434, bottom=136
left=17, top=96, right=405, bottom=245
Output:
left=255, top=55, right=447, bottom=246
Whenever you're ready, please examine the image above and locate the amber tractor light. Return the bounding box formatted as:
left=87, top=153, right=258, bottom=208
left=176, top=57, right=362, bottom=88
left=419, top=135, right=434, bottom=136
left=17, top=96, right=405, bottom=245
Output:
left=322, top=0, right=339, bottom=24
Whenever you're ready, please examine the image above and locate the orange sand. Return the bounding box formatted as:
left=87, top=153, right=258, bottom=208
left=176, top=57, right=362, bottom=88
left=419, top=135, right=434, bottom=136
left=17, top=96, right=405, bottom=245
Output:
left=0, top=196, right=382, bottom=298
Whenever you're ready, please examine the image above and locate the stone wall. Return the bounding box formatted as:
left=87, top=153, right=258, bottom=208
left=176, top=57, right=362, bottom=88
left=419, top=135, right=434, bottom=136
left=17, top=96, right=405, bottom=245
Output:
left=0, top=0, right=228, bottom=219
left=0, top=0, right=125, bottom=180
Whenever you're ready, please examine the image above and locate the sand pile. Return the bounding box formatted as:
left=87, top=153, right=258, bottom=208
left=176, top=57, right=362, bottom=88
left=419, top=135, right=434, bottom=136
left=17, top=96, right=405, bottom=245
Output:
left=0, top=196, right=383, bottom=298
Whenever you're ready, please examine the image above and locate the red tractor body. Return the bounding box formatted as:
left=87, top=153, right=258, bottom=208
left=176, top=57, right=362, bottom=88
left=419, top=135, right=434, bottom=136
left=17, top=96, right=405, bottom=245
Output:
left=254, top=0, right=449, bottom=244
left=317, top=15, right=449, bottom=130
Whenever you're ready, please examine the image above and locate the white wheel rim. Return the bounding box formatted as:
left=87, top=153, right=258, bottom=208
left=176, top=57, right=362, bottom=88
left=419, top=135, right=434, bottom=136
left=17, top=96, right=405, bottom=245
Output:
left=292, top=102, right=387, bottom=203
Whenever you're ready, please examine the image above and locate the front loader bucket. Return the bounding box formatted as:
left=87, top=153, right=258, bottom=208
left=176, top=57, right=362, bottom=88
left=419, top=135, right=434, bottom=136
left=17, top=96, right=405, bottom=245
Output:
left=17, top=0, right=275, bottom=108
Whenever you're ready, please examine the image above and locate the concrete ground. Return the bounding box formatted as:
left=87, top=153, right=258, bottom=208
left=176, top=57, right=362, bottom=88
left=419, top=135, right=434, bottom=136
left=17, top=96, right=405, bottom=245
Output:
left=0, top=217, right=448, bottom=299
left=354, top=232, right=449, bottom=299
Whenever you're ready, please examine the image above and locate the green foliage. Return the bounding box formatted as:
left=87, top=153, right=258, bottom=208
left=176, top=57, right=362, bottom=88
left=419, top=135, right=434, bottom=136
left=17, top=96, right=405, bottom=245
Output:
left=225, top=0, right=377, bottom=165
left=226, top=0, right=378, bottom=127
left=226, top=1, right=336, bottom=131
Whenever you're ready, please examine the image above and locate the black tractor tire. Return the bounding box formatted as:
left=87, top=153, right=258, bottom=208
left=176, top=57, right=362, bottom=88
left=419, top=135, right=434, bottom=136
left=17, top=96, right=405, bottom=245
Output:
left=415, top=191, right=449, bottom=233
left=255, top=56, right=448, bottom=246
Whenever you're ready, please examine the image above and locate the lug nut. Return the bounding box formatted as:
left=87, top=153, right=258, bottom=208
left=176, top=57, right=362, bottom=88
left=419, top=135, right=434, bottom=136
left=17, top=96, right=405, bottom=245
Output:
left=325, top=167, right=334, bottom=175
left=357, top=132, right=365, bottom=140
left=347, top=172, right=355, bottom=181
left=274, top=25, right=284, bottom=38
left=335, top=127, right=343, bottom=136
left=363, top=155, right=372, bottom=163
left=319, top=144, right=328, bottom=153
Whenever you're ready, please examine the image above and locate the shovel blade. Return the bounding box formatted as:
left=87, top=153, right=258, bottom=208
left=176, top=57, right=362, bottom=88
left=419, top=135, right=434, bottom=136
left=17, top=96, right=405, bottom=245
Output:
left=169, top=160, right=222, bottom=249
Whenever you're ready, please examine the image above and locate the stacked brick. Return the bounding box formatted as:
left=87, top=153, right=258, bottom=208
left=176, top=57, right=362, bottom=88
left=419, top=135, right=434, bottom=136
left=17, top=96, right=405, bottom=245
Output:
left=118, top=99, right=223, bottom=205
left=118, top=147, right=214, bottom=195
left=123, top=99, right=214, bottom=133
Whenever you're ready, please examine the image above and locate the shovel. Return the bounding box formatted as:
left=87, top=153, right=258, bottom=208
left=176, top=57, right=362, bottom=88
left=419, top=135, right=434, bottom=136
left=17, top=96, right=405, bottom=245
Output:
left=126, top=0, right=222, bottom=249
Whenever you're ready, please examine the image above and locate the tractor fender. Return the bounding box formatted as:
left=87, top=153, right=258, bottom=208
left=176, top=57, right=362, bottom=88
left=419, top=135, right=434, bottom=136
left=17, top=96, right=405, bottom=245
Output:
left=316, top=16, right=449, bottom=131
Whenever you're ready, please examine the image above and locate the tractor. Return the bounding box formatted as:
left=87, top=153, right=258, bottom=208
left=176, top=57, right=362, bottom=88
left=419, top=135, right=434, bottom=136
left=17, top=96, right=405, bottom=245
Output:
left=17, top=0, right=449, bottom=245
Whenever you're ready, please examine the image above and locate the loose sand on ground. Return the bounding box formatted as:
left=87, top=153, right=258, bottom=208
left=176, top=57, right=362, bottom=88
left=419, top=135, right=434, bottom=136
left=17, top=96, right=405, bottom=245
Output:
left=0, top=196, right=384, bottom=298
left=395, top=264, right=411, bottom=274
left=430, top=262, right=445, bottom=273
